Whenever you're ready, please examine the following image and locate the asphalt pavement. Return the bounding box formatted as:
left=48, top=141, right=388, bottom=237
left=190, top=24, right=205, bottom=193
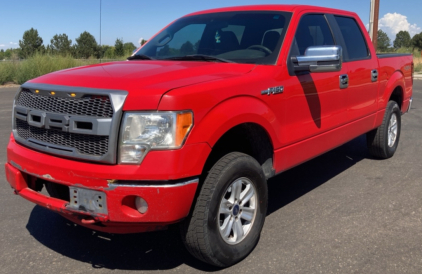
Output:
left=0, top=81, right=421, bottom=274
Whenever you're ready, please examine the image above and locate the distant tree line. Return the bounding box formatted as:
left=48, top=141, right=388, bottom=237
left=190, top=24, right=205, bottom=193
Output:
left=0, top=28, right=144, bottom=60
left=2, top=27, right=422, bottom=60
left=377, top=29, right=422, bottom=52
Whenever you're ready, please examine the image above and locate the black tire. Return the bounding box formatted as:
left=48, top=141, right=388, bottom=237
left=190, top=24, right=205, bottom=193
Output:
left=180, top=152, right=268, bottom=267
left=367, top=100, right=401, bottom=159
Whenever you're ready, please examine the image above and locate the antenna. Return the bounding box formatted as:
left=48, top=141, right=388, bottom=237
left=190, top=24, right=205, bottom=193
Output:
left=100, top=0, right=102, bottom=62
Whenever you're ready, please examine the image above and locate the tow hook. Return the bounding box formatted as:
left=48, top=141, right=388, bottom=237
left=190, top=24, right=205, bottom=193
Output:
left=81, top=218, right=98, bottom=225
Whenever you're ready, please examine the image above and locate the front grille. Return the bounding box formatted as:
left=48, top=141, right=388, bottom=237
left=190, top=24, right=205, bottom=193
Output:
left=16, top=119, right=109, bottom=156
left=17, top=89, right=114, bottom=118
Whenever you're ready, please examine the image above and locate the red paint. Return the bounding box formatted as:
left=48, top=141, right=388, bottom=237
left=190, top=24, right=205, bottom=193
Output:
left=6, top=5, right=413, bottom=233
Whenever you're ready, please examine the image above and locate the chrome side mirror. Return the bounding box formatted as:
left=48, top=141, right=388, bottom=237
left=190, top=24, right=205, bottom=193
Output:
left=292, top=46, right=343, bottom=73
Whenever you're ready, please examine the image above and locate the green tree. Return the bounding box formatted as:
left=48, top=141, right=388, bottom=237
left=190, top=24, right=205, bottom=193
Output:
left=157, top=45, right=170, bottom=56
left=194, top=40, right=200, bottom=52
left=123, top=42, right=136, bottom=55
left=45, top=44, right=53, bottom=55
left=393, top=31, right=411, bottom=49
left=37, top=44, right=46, bottom=54
left=140, top=39, right=147, bottom=46
left=19, top=28, right=43, bottom=58
left=412, top=33, right=422, bottom=51
left=98, top=45, right=108, bottom=59
left=4, top=49, right=12, bottom=59
left=50, top=33, right=72, bottom=56
left=104, top=46, right=114, bottom=59
left=114, top=38, right=124, bottom=56
left=0, top=49, right=4, bottom=60
left=377, top=29, right=391, bottom=52
left=75, top=31, right=98, bottom=58
left=180, top=41, right=194, bottom=55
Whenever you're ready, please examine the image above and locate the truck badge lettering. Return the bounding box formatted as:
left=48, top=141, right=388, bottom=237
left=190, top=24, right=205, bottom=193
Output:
left=261, top=86, right=284, bottom=96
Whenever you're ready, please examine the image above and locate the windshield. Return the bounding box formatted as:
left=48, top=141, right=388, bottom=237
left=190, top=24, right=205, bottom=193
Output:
left=133, top=11, right=292, bottom=64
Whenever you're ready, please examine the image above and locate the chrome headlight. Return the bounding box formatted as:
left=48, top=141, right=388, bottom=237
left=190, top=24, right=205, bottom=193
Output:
left=118, top=111, right=193, bottom=164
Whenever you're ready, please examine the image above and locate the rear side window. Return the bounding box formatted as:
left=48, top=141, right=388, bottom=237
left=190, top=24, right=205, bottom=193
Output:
left=292, top=14, right=335, bottom=56
left=334, top=16, right=369, bottom=61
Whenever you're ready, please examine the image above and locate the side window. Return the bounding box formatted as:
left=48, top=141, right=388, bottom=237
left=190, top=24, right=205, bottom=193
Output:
left=156, top=24, right=206, bottom=57
left=293, top=14, right=335, bottom=55
left=334, top=16, right=369, bottom=61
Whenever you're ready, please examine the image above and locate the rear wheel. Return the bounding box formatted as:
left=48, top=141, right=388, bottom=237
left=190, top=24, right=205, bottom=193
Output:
left=180, top=152, right=268, bottom=267
left=367, top=100, right=401, bottom=159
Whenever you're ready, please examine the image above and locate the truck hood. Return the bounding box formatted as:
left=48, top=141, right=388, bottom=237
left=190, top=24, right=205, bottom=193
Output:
left=28, top=61, right=255, bottom=110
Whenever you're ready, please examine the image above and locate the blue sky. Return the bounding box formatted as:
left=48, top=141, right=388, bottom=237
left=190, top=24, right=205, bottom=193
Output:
left=1, top=0, right=421, bottom=49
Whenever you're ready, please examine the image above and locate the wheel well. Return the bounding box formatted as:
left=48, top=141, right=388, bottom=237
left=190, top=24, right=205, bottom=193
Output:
left=389, top=87, right=403, bottom=110
left=202, top=123, right=274, bottom=179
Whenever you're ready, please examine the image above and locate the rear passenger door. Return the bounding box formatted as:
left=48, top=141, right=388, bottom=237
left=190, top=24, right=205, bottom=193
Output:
left=328, top=15, right=379, bottom=123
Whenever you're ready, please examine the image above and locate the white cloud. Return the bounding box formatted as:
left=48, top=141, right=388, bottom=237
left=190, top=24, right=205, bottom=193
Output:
left=379, top=13, right=421, bottom=41
left=409, top=23, right=422, bottom=36
left=0, top=44, right=5, bottom=47
left=10, top=42, right=17, bottom=45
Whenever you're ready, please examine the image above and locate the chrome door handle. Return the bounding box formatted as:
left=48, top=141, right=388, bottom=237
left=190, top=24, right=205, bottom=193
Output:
left=371, top=69, right=378, bottom=82
left=340, top=74, right=349, bottom=89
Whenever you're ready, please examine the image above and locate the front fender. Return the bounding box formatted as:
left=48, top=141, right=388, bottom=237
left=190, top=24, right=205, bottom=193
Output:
left=187, top=96, right=282, bottom=149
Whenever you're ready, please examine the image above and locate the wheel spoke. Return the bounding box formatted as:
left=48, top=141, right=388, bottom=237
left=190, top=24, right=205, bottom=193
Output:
left=391, top=124, right=397, bottom=132
left=233, top=218, right=244, bottom=241
left=219, top=198, right=232, bottom=215
left=387, top=113, right=398, bottom=147
left=240, top=207, right=254, bottom=222
left=221, top=217, right=234, bottom=238
left=240, top=184, right=254, bottom=205
left=392, top=115, right=397, bottom=125
left=231, top=180, right=242, bottom=202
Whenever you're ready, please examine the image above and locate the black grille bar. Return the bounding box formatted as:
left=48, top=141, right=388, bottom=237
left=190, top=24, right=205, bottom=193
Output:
left=17, top=89, right=114, bottom=118
left=16, top=119, right=109, bottom=156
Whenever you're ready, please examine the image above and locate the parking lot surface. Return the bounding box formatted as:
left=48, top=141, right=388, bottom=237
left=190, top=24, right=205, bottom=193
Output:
left=0, top=81, right=421, bottom=274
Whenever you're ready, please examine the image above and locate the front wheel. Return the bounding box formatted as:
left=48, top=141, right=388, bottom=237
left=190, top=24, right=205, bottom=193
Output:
left=367, top=100, right=401, bottom=159
left=180, top=152, right=268, bottom=267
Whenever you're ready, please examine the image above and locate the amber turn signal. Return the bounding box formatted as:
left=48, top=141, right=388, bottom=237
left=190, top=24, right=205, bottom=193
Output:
left=175, top=112, right=193, bottom=147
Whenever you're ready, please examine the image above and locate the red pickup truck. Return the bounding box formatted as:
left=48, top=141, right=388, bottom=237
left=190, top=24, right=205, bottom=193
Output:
left=6, top=5, right=413, bottom=267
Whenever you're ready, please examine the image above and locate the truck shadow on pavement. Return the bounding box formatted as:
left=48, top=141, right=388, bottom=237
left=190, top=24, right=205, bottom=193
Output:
left=26, top=135, right=369, bottom=271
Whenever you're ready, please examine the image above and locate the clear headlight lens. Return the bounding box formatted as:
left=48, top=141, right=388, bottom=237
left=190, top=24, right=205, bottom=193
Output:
left=118, top=111, right=193, bottom=164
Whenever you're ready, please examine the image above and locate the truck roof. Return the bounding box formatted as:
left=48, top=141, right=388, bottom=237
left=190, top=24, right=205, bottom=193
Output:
left=185, top=5, right=357, bottom=18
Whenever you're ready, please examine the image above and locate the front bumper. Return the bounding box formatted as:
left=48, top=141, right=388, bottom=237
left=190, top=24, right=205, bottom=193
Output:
left=6, top=134, right=208, bottom=233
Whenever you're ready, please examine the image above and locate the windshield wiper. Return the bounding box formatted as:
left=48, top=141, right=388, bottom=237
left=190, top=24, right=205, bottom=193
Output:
left=127, top=54, right=155, bottom=61
left=163, top=54, right=234, bottom=63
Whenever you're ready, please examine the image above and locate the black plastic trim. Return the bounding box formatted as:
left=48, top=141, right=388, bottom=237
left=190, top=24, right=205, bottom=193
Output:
left=112, top=176, right=199, bottom=187
left=377, top=53, right=412, bottom=59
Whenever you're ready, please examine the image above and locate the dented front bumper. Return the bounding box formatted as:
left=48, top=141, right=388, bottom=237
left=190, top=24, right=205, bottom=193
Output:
left=5, top=134, right=203, bottom=234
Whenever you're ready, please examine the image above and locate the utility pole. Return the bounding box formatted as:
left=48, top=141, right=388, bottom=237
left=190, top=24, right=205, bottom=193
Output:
left=369, top=0, right=380, bottom=50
